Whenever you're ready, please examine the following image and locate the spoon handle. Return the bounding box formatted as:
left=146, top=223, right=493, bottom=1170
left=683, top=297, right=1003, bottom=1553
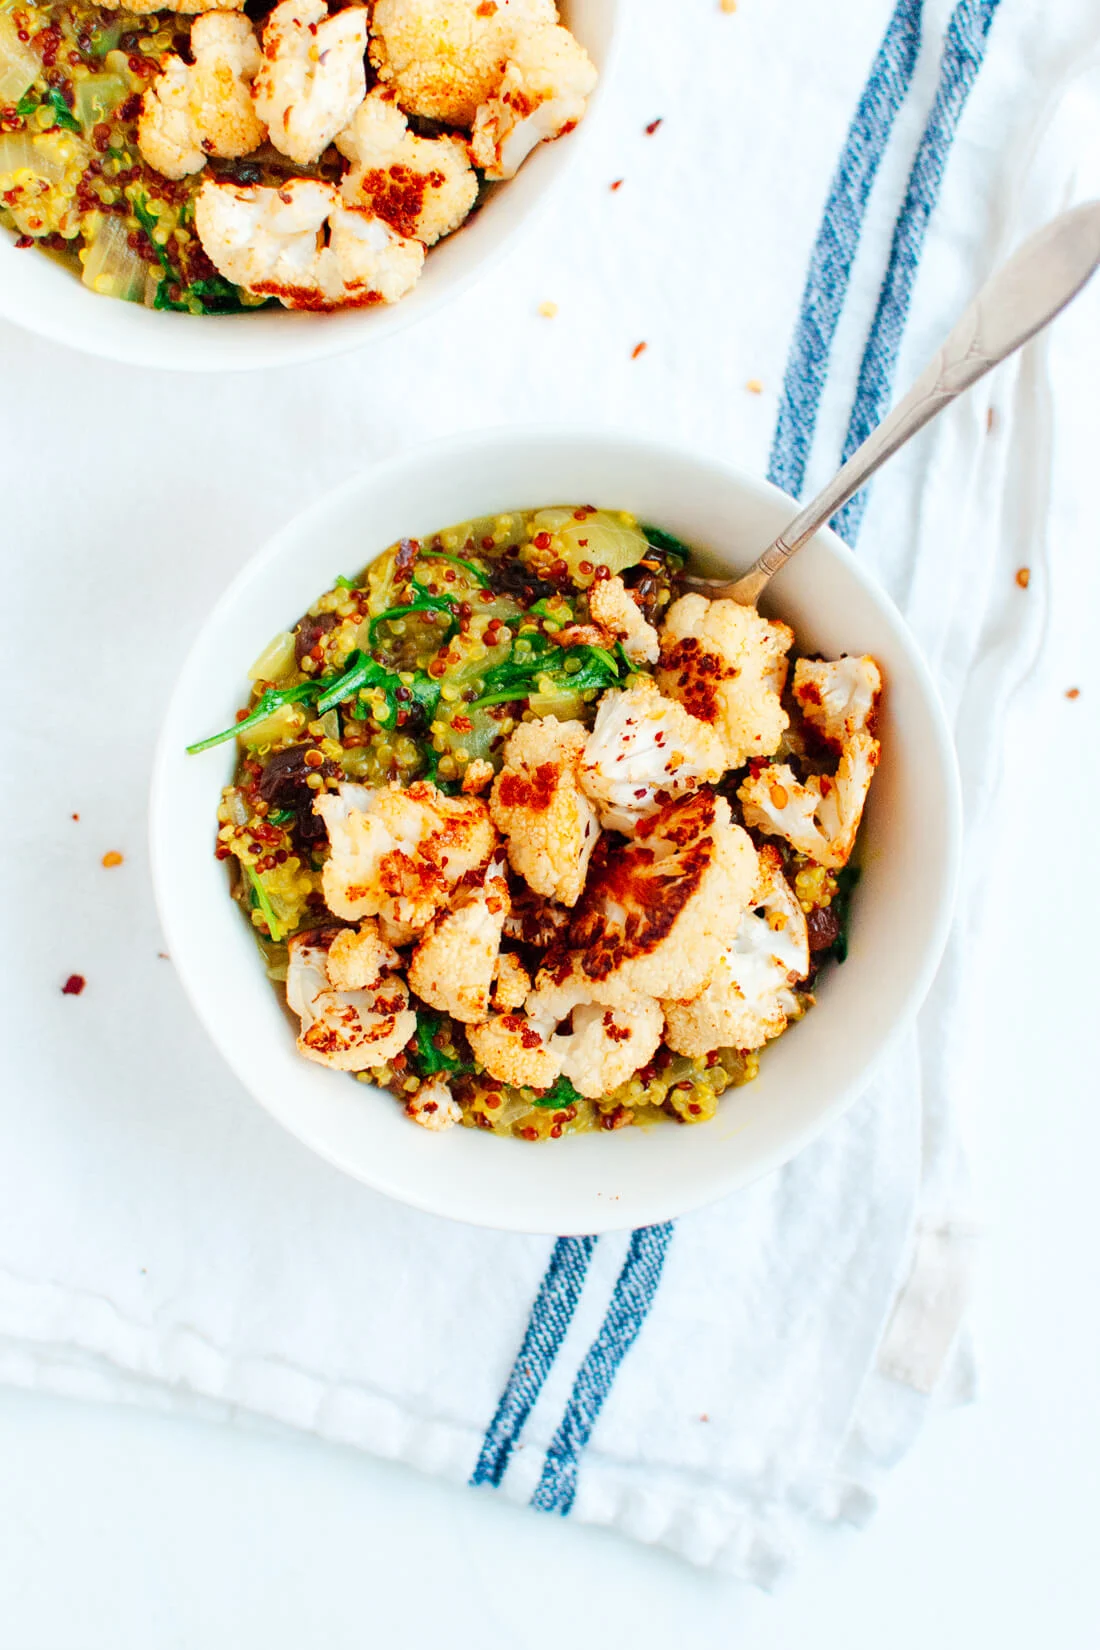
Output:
left=722, top=199, right=1100, bottom=606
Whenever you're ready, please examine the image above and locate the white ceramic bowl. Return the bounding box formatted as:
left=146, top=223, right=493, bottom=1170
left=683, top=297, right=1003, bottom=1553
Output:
left=0, top=1, right=618, bottom=372
left=151, top=429, right=962, bottom=1233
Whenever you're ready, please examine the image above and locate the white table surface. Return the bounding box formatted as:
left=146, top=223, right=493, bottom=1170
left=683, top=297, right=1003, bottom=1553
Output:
left=1, top=526, right=1097, bottom=1649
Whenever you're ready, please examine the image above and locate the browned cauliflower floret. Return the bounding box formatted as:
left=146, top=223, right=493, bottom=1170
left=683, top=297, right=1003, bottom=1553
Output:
left=792, top=655, right=883, bottom=748
left=252, top=0, right=369, bottom=167
left=553, top=1000, right=663, bottom=1099
left=737, top=735, right=880, bottom=870
left=662, top=847, right=810, bottom=1056
left=490, top=716, right=599, bottom=908
left=336, top=88, right=478, bottom=246
left=524, top=967, right=664, bottom=1100
left=466, top=1010, right=562, bottom=1091
left=493, top=951, right=532, bottom=1011
left=658, top=594, right=794, bottom=770
left=408, top=858, right=510, bottom=1023
left=314, top=780, right=498, bottom=928
left=138, top=13, right=264, bottom=181
left=368, top=0, right=557, bottom=127
left=502, top=883, right=571, bottom=949
left=325, top=919, right=401, bottom=990
left=587, top=574, right=659, bottom=665
left=579, top=678, right=727, bottom=835
left=462, top=758, right=495, bottom=795
left=564, top=789, right=758, bottom=1006
left=195, top=178, right=425, bottom=309
left=285, top=929, right=415, bottom=1071
left=405, top=1075, right=463, bottom=1130
left=469, top=20, right=597, bottom=180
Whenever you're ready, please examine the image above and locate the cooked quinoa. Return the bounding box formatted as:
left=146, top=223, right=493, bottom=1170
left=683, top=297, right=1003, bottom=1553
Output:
left=190, top=508, right=879, bottom=1140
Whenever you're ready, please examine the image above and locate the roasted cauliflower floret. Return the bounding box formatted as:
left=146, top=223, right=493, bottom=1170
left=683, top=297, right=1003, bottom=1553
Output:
left=579, top=678, right=727, bottom=835
left=195, top=178, right=425, bottom=309
left=523, top=967, right=664, bottom=1100
left=285, top=929, right=415, bottom=1071
left=470, top=20, right=597, bottom=180
left=552, top=1000, right=663, bottom=1100
left=336, top=88, right=478, bottom=246
left=462, top=758, right=495, bottom=795
left=406, top=1075, right=463, bottom=1131
left=368, top=0, right=557, bottom=127
left=493, top=951, right=532, bottom=1011
left=314, top=780, right=498, bottom=928
left=738, top=734, right=880, bottom=870
left=466, top=1010, right=562, bottom=1091
left=490, top=717, right=599, bottom=908
left=793, top=655, right=882, bottom=748
left=252, top=0, right=369, bottom=167
left=325, top=919, right=401, bottom=990
left=565, top=790, right=759, bottom=1006
left=663, top=847, right=810, bottom=1056
left=587, top=574, right=659, bottom=665
left=408, top=858, right=510, bottom=1023
left=658, top=594, right=794, bottom=770
left=137, top=13, right=264, bottom=181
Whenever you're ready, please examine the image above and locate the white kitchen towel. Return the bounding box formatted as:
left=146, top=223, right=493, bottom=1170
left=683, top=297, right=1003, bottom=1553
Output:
left=2, top=0, right=1098, bottom=1586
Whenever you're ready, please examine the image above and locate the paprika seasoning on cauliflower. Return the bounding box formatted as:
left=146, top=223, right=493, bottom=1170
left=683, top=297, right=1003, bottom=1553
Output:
left=191, top=506, right=883, bottom=1141
left=658, top=593, right=794, bottom=770
left=286, top=927, right=416, bottom=1071
left=738, top=653, right=883, bottom=869
left=336, top=89, right=478, bottom=246
left=490, top=717, right=599, bottom=908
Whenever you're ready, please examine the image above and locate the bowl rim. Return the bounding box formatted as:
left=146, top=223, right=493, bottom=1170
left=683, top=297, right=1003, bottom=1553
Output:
left=150, top=425, right=964, bottom=1231
left=0, top=0, right=621, bottom=373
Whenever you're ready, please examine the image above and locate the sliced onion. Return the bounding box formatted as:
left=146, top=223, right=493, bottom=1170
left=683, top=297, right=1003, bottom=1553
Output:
left=0, top=17, right=39, bottom=106
left=81, top=215, right=147, bottom=303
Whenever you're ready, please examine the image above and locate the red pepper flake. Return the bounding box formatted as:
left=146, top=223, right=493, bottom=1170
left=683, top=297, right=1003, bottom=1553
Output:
left=1066, top=687, right=1081, bottom=700
left=14, top=234, right=32, bottom=249
left=610, top=178, right=623, bottom=191
left=645, top=118, right=663, bottom=135
left=62, top=974, right=86, bottom=996
left=71, top=812, right=79, bottom=821
left=533, top=531, right=552, bottom=550
left=631, top=341, right=648, bottom=360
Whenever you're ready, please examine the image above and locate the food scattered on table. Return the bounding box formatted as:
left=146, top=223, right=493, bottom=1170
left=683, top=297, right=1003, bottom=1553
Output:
left=62, top=973, right=86, bottom=994
left=1015, top=567, right=1030, bottom=589
left=101, top=849, right=124, bottom=866
left=0, top=0, right=597, bottom=312
left=189, top=508, right=883, bottom=1139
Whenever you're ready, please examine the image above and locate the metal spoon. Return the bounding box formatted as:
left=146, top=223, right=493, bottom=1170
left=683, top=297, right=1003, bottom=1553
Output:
left=683, top=199, right=1100, bottom=607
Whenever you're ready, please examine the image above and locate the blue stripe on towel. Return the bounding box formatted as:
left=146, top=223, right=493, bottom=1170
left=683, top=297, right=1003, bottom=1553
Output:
left=767, top=0, right=925, bottom=498
left=530, top=1222, right=676, bottom=1515
left=471, top=1235, right=598, bottom=1488
left=831, top=0, right=1003, bottom=543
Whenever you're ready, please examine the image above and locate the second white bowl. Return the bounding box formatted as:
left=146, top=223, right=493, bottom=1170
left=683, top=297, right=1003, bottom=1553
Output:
left=0, top=0, right=618, bottom=371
